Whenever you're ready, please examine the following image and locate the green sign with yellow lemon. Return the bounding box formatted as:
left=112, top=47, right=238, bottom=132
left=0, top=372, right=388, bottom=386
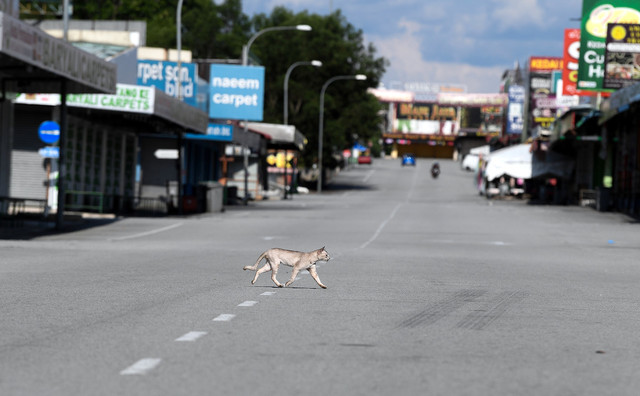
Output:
left=577, top=1, right=640, bottom=92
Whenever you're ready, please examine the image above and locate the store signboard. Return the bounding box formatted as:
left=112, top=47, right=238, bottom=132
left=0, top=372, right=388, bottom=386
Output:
left=506, top=85, right=525, bottom=135
left=209, top=65, right=265, bottom=121
left=393, top=102, right=457, bottom=135
left=603, top=23, right=640, bottom=89
left=15, top=85, right=155, bottom=113
left=137, top=60, right=197, bottom=108
left=577, top=0, right=640, bottom=92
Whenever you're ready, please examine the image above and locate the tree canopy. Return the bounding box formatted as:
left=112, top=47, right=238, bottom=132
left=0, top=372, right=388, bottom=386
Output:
left=72, top=1, right=388, bottom=167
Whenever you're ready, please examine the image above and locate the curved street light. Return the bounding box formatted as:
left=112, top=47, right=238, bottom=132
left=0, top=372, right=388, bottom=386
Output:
left=242, top=25, right=312, bottom=66
left=317, top=74, right=367, bottom=192
left=240, top=24, right=312, bottom=204
left=284, top=60, right=322, bottom=125
left=282, top=60, right=322, bottom=199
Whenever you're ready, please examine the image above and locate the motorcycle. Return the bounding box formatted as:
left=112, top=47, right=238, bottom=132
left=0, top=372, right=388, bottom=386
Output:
left=431, top=162, right=440, bottom=179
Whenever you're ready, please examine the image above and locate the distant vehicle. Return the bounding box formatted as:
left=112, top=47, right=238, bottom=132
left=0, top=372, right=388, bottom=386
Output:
left=401, top=154, right=416, bottom=166
left=431, top=162, right=440, bottom=178
left=357, top=155, right=372, bottom=165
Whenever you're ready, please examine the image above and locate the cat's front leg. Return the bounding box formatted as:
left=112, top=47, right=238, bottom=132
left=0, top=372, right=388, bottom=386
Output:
left=308, top=265, right=327, bottom=289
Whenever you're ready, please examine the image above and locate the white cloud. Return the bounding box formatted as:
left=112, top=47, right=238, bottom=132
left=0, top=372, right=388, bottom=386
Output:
left=370, top=19, right=504, bottom=93
left=490, top=0, right=545, bottom=31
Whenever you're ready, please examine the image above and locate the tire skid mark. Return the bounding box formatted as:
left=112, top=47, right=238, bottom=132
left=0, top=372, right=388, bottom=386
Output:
left=400, top=289, right=487, bottom=328
left=456, top=291, right=528, bottom=330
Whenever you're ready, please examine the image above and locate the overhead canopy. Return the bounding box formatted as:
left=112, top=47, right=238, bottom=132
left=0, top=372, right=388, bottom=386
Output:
left=0, top=12, right=116, bottom=94
left=244, top=122, right=306, bottom=151
left=485, top=143, right=574, bottom=182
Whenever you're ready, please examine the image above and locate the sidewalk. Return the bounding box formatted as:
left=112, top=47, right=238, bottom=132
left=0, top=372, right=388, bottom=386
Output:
left=0, top=213, right=116, bottom=240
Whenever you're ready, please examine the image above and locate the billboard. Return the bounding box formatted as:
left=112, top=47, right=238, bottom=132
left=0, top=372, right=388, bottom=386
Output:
left=577, top=1, right=640, bottom=92
left=507, top=85, right=525, bottom=135
left=209, top=65, right=265, bottom=121
left=393, top=103, right=457, bottom=135
left=137, top=60, right=198, bottom=108
left=603, top=23, right=640, bottom=89
left=563, top=29, right=586, bottom=96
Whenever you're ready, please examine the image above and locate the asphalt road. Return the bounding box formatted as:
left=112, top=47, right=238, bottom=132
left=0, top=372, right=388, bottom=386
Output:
left=2, top=158, right=640, bottom=395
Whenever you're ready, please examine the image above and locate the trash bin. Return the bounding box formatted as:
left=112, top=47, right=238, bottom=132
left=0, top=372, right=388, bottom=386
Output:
left=198, top=181, right=224, bottom=212
left=597, top=187, right=611, bottom=212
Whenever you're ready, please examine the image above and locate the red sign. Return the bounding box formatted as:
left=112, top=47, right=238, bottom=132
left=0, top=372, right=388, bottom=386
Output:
left=562, top=29, right=599, bottom=97
left=562, top=29, right=581, bottom=96
left=529, top=56, right=564, bottom=72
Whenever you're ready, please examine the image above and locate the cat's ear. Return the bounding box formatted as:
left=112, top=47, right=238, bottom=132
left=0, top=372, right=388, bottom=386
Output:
left=321, top=246, right=325, bottom=251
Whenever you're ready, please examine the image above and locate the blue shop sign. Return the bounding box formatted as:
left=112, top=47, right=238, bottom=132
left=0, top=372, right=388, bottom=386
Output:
left=209, top=65, right=264, bottom=121
left=137, top=60, right=198, bottom=108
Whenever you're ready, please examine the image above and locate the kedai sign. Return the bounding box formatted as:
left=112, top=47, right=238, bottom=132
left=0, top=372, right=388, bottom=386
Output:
left=209, top=65, right=265, bottom=121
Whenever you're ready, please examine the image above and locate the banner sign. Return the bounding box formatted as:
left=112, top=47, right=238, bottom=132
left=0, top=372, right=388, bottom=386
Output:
left=209, top=65, right=265, bottom=121
left=563, top=29, right=587, bottom=96
left=393, top=103, right=457, bottom=135
left=437, top=93, right=507, bottom=107
left=529, top=72, right=557, bottom=132
left=205, top=123, right=233, bottom=142
left=530, top=57, right=563, bottom=72
left=67, top=84, right=154, bottom=113
left=507, top=86, right=525, bottom=135
left=578, top=1, right=640, bottom=92
left=137, top=60, right=197, bottom=108
left=603, top=23, right=640, bottom=89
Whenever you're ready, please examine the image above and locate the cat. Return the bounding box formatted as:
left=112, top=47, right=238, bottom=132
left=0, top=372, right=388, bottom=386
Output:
left=243, top=247, right=330, bottom=289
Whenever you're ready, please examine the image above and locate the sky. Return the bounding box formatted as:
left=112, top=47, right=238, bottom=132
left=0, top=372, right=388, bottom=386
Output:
left=240, top=0, right=584, bottom=93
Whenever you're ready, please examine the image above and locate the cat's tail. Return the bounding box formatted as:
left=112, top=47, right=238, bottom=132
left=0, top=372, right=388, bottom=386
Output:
left=243, top=251, right=267, bottom=271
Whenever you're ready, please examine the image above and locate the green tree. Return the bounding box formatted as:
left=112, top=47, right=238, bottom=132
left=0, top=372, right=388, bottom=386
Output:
left=248, top=8, right=388, bottom=168
left=72, top=0, right=249, bottom=59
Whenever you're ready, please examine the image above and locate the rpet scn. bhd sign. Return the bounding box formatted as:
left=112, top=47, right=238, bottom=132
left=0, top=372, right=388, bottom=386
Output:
left=208, top=65, right=265, bottom=121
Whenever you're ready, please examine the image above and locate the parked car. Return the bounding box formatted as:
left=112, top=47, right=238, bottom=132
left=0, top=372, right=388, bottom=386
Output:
left=357, top=155, right=372, bottom=165
left=401, top=153, right=416, bottom=166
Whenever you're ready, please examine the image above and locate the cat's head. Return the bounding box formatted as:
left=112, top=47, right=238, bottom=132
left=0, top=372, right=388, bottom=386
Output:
left=318, top=246, right=330, bottom=261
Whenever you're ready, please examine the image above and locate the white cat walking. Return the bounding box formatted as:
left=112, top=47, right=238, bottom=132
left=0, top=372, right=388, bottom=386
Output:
left=243, top=247, right=331, bottom=288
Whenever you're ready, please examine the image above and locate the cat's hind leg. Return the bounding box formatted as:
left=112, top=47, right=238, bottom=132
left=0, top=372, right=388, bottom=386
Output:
left=251, top=263, right=271, bottom=285
left=285, top=267, right=301, bottom=287
left=270, top=263, right=284, bottom=288
left=308, top=265, right=327, bottom=289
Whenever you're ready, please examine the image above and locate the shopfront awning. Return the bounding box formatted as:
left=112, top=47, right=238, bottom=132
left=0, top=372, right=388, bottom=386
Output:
left=485, top=143, right=574, bottom=181
left=14, top=83, right=207, bottom=133
left=243, top=122, right=306, bottom=151
left=0, top=12, right=116, bottom=94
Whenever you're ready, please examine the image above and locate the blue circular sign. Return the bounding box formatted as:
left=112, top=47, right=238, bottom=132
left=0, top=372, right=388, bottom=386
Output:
left=38, top=121, right=60, bottom=144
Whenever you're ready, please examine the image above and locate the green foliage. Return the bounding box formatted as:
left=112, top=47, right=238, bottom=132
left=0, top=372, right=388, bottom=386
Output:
left=249, top=8, right=388, bottom=167
left=72, top=1, right=389, bottom=168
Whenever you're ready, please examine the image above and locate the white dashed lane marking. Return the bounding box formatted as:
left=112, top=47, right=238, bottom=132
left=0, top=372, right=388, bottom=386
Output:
left=175, top=331, right=208, bottom=342
left=238, top=300, right=258, bottom=307
left=261, top=291, right=276, bottom=296
left=120, top=358, right=162, bottom=375
left=213, top=314, right=236, bottom=322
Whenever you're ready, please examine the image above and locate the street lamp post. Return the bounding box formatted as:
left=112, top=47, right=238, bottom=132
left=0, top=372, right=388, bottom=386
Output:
left=284, top=60, right=322, bottom=125
left=283, top=60, right=322, bottom=199
left=176, top=0, right=184, bottom=214
left=176, top=0, right=184, bottom=101
left=317, top=74, right=367, bottom=193
left=240, top=24, right=312, bottom=204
